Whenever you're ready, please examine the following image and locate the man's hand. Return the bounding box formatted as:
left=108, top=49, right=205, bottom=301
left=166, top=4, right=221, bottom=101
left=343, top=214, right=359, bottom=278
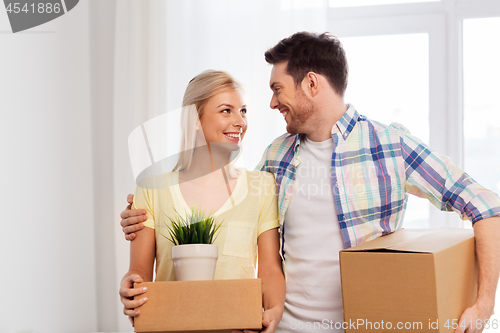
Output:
left=119, top=274, right=148, bottom=327
left=120, top=194, right=147, bottom=241
left=454, top=302, right=494, bottom=333
left=456, top=216, right=500, bottom=333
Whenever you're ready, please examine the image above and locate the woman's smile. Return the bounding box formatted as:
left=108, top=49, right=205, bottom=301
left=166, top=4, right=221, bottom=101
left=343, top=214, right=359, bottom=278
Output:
left=223, top=131, right=241, bottom=142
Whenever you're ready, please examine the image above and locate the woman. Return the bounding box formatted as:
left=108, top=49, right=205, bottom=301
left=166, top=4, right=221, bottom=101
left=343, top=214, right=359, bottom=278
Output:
left=119, top=70, right=285, bottom=333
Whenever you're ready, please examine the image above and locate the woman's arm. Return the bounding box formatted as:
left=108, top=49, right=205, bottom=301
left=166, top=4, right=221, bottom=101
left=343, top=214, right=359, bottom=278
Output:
left=257, top=227, right=286, bottom=333
left=119, top=226, right=156, bottom=326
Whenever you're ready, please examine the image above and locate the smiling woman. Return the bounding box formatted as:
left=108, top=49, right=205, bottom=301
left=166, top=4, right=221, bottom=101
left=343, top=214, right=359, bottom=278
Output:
left=173, top=71, right=245, bottom=175
left=119, top=70, right=286, bottom=332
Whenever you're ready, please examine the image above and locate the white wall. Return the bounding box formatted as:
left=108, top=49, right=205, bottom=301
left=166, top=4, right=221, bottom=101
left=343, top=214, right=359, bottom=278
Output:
left=0, top=2, right=97, bottom=333
left=89, top=0, right=121, bottom=331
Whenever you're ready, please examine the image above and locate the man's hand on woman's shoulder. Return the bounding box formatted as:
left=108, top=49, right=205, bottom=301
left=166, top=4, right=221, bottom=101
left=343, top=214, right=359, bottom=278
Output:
left=120, top=194, right=147, bottom=241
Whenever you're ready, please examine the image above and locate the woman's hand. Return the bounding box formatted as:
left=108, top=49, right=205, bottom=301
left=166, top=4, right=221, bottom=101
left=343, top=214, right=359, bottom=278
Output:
left=261, top=306, right=282, bottom=332
left=119, top=273, right=149, bottom=326
left=121, top=225, right=155, bottom=326
left=231, top=306, right=281, bottom=333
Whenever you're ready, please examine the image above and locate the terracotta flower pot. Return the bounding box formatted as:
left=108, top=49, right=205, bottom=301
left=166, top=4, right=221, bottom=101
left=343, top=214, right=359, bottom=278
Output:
left=171, top=244, right=218, bottom=281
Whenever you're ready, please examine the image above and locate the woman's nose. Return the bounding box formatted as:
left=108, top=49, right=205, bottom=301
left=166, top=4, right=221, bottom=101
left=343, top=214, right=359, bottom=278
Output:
left=233, top=112, right=247, bottom=128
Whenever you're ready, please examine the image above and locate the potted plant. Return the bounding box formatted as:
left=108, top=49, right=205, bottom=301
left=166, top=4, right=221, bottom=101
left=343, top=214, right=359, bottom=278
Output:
left=160, top=207, right=222, bottom=281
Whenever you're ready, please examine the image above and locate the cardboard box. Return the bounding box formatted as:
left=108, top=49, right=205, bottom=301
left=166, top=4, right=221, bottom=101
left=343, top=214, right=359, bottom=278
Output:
left=134, top=278, right=262, bottom=333
left=340, top=228, right=477, bottom=332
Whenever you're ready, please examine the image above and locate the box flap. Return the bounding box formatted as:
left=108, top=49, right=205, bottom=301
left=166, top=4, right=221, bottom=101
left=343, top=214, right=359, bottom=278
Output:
left=342, top=228, right=474, bottom=254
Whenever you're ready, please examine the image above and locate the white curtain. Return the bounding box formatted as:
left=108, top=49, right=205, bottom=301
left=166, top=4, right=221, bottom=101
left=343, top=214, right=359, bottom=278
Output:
left=111, top=0, right=167, bottom=331
left=88, top=0, right=167, bottom=331
left=98, top=1, right=329, bottom=331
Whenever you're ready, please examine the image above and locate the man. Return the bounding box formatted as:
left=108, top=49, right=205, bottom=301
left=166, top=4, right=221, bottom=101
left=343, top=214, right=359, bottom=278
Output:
left=120, top=32, right=500, bottom=333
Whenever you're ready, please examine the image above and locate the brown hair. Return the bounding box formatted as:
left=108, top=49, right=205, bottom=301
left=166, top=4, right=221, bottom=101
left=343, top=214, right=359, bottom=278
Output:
left=265, top=32, right=348, bottom=97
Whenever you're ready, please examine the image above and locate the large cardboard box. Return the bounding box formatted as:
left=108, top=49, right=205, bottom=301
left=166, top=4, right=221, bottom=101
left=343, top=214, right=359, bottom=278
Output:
left=340, top=228, right=477, bottom=333
left=133, top=278, right=262, bottom=333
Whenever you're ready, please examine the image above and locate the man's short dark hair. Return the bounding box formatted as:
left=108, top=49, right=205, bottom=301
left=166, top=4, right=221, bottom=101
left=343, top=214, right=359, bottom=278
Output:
left=265, top=31, right=348, bottom=97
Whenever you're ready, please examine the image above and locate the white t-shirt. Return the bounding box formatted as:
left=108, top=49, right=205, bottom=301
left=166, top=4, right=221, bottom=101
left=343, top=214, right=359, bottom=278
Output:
left=277, top=136, right=345, bottom=333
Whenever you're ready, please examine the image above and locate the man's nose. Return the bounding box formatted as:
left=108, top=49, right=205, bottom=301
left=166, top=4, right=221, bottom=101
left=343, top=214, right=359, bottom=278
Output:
left=270, top=94, right=279, bottom=110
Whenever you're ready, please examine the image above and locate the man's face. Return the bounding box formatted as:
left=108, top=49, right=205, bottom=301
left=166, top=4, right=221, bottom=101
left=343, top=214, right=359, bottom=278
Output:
left=269, top=62, right=313, bottom=135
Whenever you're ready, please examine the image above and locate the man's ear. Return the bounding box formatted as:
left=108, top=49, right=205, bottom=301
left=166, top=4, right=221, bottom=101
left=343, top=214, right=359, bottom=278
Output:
left=302, top=72, right=320, bottom=97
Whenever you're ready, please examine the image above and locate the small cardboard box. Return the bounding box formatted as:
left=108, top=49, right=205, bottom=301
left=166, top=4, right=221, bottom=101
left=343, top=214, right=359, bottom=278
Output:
left=340, top=228, right=477, bottom=333
left=134, top=278, right=262, bottom=333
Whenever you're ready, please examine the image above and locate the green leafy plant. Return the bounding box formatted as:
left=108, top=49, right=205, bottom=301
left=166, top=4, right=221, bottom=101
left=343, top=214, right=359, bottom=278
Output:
left=160, top=207, right=222, bottom=245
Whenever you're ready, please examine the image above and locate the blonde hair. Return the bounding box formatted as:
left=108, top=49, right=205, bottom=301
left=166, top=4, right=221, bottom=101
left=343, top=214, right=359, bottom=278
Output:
left=173, top=70, right=243, bottom=173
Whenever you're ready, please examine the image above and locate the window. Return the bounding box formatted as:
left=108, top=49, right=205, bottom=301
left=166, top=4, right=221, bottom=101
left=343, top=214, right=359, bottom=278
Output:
left=342, top=33, right=429, bottom=142
left=463, top=17, right=500, bottom=197
left=329, top=0, right=439, bottom=7
left=327, top=2, right=500, bottom=321
left=341, top=33, right=430, bottom=227
left=463, top=19, right=500, bottom=330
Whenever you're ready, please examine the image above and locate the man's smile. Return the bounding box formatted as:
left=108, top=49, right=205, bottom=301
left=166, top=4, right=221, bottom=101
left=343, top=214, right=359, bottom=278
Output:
left=280, top=108, right=289, bottom=120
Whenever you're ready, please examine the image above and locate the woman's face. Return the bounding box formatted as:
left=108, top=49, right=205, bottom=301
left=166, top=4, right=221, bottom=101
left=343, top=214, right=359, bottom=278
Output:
left=198, top=88, right=247, bottom=145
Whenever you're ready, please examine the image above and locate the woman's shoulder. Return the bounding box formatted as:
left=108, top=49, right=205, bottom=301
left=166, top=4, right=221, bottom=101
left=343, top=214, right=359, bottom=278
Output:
left=243, top=170, right=276, bottom=184
left=136, top=171, right=177, bottom=190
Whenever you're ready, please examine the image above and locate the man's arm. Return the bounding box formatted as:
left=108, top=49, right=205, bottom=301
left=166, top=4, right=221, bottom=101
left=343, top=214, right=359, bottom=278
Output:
left=455, top=216, right=500, bottom=333
left=397, top=125, right=500, bottom=332
left=120, top=194, right=147, bottom=241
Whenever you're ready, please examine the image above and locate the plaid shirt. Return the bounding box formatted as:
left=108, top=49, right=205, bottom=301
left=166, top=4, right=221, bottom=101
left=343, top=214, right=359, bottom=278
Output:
left=256, top=105, right=500, bottom=257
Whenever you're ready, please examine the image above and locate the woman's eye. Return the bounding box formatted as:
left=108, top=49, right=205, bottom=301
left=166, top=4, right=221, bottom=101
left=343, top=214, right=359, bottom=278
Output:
left=221, top=109, right=231, bottom=113
left=241, top=108, right=247, bottom=114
